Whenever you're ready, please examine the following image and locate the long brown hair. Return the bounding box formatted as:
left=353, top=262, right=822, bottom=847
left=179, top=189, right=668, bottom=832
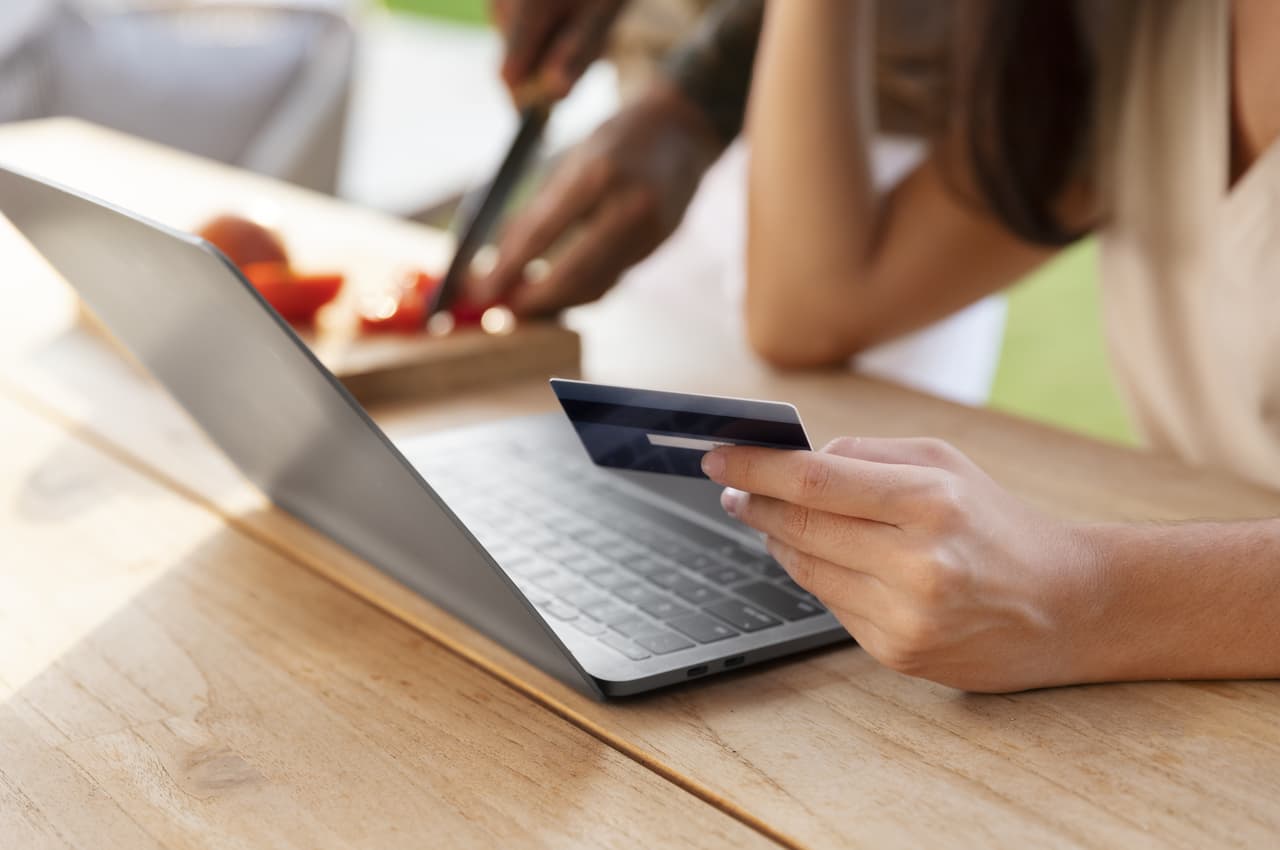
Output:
left=877, top=0, right=1108, bottom=246
left=963, top=0, right=1099, bottom=245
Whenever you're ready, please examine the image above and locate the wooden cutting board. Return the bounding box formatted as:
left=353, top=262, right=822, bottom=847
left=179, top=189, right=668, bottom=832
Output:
left=304, top=319, right=581, bottom=406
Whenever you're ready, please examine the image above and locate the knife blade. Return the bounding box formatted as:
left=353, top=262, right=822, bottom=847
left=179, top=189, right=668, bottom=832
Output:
left=427, top=103, right=551, bottom=320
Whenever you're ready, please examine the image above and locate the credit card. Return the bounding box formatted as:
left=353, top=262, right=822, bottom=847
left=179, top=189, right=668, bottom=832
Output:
left=550, top=378, right=811, bottom=478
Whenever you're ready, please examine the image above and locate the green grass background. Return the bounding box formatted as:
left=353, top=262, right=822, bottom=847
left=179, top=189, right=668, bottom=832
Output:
left=385, top=0, right=488, bottom=25
left=384, top=0, right=1137, bottom=446
left=988, top=241, right=1135, bottom=445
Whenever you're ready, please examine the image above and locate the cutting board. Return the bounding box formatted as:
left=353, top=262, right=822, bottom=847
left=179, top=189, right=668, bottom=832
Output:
left=305, top=319, right=581, bottom=406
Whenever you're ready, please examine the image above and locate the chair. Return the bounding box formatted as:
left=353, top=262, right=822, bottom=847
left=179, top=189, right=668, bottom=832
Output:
left=0, top=1, right=355, bottom=194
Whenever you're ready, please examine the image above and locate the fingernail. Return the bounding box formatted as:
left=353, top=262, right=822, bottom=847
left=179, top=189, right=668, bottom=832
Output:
left=720, top=487, right=745, bottom=516
left=701, top=450, right=725, bottom=481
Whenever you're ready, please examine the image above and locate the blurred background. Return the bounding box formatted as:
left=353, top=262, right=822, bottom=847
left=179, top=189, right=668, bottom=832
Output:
left=0, top=0, right=1134, bottom=445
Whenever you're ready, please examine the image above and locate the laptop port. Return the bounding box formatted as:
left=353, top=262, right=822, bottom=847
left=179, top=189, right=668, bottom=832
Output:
left=723, top=656, right=745, bottom=669
left=686, top=665, right=709, bottom=678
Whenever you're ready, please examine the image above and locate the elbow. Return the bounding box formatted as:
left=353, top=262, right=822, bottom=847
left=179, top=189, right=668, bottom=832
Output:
left=743, top=295, right=874, bottom=370
left=742, top=271, right=875, bottom=369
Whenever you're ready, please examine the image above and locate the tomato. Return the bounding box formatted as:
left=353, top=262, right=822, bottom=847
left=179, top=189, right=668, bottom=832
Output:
left=411, top=271, right=439, bottom=295
left=359, top=287, right=427, bottom=333
left=199, top=215, right=289, bottom=269
left=357, top=269, right=500, bottom=334
left=241, top=261, right=343, bottom=326
left=358, top=270, right=433, bottom=334
left=450, top=297, right=490, bottom=327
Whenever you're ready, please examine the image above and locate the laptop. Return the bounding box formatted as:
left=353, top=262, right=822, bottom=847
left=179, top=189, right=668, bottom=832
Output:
left=0, top=165, right=849, bottom=698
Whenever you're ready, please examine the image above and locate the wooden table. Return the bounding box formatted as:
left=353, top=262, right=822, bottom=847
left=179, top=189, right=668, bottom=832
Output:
left=3, top=120, right=1279, bottom=849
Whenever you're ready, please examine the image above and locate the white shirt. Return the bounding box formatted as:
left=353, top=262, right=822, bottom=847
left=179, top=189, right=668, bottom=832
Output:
left=1099, top=0, right=1280, bottom=487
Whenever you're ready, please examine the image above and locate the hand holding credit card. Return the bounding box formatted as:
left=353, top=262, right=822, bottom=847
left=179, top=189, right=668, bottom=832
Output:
left=550, top=379, right=811, bottom=478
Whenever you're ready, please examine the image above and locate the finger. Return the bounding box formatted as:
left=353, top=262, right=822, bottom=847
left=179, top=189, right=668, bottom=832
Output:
left=500, top=5, right=566, bottom=90
left=703, top=446, right=949, bottom=526
left=508, top=187, right=653, bottom=314
left=763, top=537, right=891, bottom=622
left=724, top=491, right=905, bottom=576
left=821, top=436, right=977, bottom=475
left=538, top=1, right=625, bottom=97
left=469, top=159, right=609, bottom=305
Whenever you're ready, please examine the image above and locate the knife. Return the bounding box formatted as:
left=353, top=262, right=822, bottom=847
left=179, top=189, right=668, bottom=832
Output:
left=427, top=103, right=551, bottom=320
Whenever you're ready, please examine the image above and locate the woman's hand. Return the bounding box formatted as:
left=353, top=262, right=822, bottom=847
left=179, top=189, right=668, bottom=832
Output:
left=701, top=436, right=1103, bottom=692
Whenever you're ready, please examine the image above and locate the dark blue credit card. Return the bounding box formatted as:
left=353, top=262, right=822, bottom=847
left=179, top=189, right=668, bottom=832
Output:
left=550, top=378, right=811, bottom=478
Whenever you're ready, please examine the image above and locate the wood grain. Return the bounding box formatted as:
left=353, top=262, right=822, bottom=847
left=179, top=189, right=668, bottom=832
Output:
left=0, top=395, right=776, bottom=850
left=5, top=119, right=1280, bottom=849
left=320, top=321, right=581, bottom=406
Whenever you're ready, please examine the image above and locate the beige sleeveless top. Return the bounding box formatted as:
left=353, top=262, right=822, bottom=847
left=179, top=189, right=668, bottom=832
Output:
left=1099, top=0, right=1280, bottom=488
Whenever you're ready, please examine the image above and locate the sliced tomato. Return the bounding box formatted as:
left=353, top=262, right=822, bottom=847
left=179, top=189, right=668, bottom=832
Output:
left=242, top=261, right=343, bottom=326
left=360, top=270, right=434, bottom=334
left=359, top=286, right=427, bottom=333
left=358, top=269, right=499, bottom=334
left=411, top=270, right=439, bottom=295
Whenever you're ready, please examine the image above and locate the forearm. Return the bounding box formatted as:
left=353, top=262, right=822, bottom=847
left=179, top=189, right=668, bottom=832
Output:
left=745, top=1, right=878, bottom=364
left=660, top=0, right=763, bottom=148
left=1074, top=520, right=1280, bottom=682
left=743, top=2, right=1057, bottom=369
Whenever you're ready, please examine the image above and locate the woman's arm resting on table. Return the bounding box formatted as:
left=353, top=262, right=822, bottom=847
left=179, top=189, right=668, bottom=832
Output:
left=746, top=1, right=1059, bottom=367
left=701, top=440, right=1280, bottom=692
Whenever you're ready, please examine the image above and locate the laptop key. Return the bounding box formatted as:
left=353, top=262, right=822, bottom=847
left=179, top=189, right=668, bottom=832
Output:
left=706, top=565, right=750, bottom=586
left=685, top=553, right=723, bottom=573
left=668, top=613, right=740, bottom=644
left=532, top=572, right=583, bottom=595
left=670, top=611, right=742, bottom=645
left=503, top=555, right=557, bottom=579
left=600, top=632, right=651, bottom=661
left=703, top=600, right=781, bottom=633
left=523, top=590, right=553, bottom=608
left=613, top=583, right=667, bottom=607
left=775, top=577, right=820, bottom=604
left=538, top=542, right=589, bottom=563
left=597, top=543, right=645, bottom=563
left=668, top=577, right=725, bottom=607
left=736, top=582, right=826, bottom=620
left=638, top=597, right=694, bottom=621
left=584, top=567, right=634, bottom=590
left=645, top=569, right=685, bottom=590
left=559, top=552, right=599, bottom=574
left=611, top=616, right=666, bottom=640
left=543, top=601, right=579, bottom=621
left=633, top=631, right=696, bottom=655
left=570, top=618, right=608, bottom=636
left=720, top=546, right=776, bottom=572
left=559, top=587, right=610, bottom=610
left=619, top=554, right=668, bottom=576
left=582, top=600, right=635, bottom=626
left=759, top=561, right=788, bottom=580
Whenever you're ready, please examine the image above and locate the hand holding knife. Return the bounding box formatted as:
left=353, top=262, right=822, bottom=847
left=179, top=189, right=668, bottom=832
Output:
left=426, top=97, right=552, bottom=322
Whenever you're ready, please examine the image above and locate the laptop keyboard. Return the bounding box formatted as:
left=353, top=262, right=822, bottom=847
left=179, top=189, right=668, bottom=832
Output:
left=420, top=443, right=828, bottom=663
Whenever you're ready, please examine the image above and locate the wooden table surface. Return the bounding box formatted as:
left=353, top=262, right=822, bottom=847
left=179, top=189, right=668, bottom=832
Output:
left=3, top=120, right=1280, bottom=849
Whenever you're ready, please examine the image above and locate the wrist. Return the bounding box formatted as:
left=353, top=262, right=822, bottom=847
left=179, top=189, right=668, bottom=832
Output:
left=659, top=0, right=762, bottom=145
left=642, top=76, right=726, bottom=169
left=1049, top=522, right=1132, bottom=685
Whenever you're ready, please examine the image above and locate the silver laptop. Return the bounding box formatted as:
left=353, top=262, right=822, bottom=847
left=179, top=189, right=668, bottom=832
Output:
left=0, top=165, right=848, bottom=698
